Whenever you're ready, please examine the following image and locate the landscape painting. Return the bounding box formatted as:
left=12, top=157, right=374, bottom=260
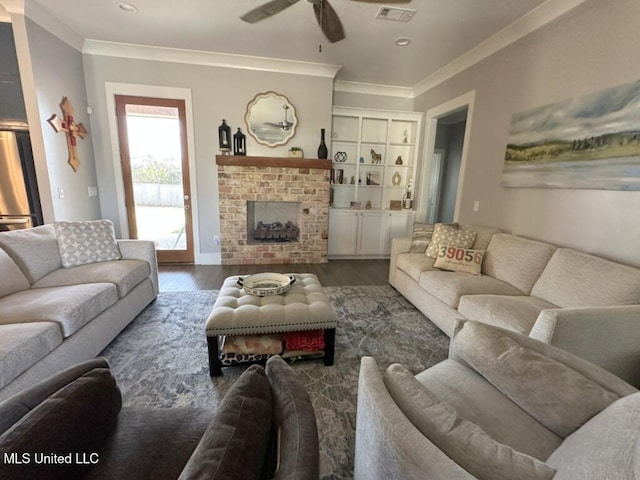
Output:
left=502, top=79, right=640, bottom=190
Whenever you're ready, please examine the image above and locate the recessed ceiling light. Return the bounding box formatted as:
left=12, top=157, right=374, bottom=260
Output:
left=118, top=2, right=138, bottom=13
left=395, top=37, right=411, bottom=47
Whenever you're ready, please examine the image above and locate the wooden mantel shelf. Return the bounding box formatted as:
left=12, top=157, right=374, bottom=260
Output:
left=216, top=155, right=332, bottom=170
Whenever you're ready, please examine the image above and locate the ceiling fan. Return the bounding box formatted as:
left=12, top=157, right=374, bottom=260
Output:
left=264, top=105, right=294, bottom=131
left=241, top=0, right=412, bottom=44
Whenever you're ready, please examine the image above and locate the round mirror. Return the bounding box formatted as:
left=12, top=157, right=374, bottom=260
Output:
left=245, top=92, right=298, bottom=147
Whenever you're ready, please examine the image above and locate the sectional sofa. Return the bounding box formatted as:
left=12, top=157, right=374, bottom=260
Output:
left=355, top=320, right=639, bottom=480
left=0, top=221, right=158, bottom=401
left=389, top=224, right=640, bottom=386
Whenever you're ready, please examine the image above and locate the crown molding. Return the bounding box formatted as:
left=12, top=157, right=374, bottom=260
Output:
left=83, top=39, right=342, bottom=79
left=21, top=0, right=83, bottom=51
left=412, top=0, right=588, bottom=97
left=333, top=80, right=413, bottom=98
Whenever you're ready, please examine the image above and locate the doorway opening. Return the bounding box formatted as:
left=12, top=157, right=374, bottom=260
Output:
left=115, top=95, right=194, bottom=264
left=418, top=91, right=475, bottom=224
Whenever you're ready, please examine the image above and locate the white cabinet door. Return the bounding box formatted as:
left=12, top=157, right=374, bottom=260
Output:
left=328, top=210, right=358, bottom=256
left=385, top=211, right=415, bottom=254
left=357, top=212, right=388, bottom=255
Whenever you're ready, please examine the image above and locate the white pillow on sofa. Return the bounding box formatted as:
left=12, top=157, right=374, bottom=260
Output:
left=383, top=363, right=556, bottom=480
left=54, top=220, right=122, bottom=268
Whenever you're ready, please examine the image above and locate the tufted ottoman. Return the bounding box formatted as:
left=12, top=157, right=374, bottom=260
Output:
left=206, top=273, right=338, bottom=376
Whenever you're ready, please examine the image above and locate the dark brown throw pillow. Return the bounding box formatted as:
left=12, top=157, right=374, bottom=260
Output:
left=0, top=367, right=122, bottom=480
left=178, top=364, right=273, bottom=480
left=265, top=355, right=319, bottom=480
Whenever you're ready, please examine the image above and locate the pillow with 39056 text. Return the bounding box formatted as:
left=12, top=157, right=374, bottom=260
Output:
left=425, top=223, right=476, bottom=258
left=434, top=245, right=485, bottom=275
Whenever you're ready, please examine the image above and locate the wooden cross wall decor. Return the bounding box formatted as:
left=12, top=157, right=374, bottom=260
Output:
left=47, top=96, right=88, bottom=172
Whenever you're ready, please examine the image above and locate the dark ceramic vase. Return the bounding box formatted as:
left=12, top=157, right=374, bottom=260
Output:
left=317, top=128, right=328, bottom=159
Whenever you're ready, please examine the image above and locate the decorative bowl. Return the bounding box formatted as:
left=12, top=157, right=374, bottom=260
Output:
left=237, top=273, right=296, bottom=296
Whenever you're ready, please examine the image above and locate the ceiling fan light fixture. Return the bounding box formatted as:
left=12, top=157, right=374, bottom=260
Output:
left=118, top=2, right=138, bottom=13
left=395, top=37, right=411, bottom=46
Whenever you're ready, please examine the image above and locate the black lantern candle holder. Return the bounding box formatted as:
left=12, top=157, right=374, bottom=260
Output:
left=218, top=119, right=231, bottom=153
left=233, top=128, right=246, bottom=156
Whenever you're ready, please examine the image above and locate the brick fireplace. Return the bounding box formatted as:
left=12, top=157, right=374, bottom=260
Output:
left=216, top=156, right=332, bottom=265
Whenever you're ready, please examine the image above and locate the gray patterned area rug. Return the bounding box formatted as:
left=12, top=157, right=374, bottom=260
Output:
left=100, top=285, right=449, bottom=479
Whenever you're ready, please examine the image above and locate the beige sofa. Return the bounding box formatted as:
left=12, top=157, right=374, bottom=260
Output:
left=355, top=321, right=640, bottom=480
left=0, top=222, right=158, bottom=401
left=389, top=224, right=640, bottom=386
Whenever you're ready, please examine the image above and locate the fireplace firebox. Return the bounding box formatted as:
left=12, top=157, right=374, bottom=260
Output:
left=247, top=201, right=301, bottom=244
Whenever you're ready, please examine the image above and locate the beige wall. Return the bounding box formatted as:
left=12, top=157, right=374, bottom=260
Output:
left=82, top=54, right=334, bottom=262
left=24, top=18, right=100, bottom=221
left=413, top=0, right=640, bottom=267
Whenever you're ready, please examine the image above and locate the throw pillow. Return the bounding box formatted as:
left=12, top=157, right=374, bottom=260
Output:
left=451, top=321, right=622, bottom=438
left=434, top=245, right=485, bottom=275
left=54, top=220, right=122, bottom=268
left=265, top=355, right=319, bottom=480
left=383, top=363, right=556, bottom=480
left=178, top=365, right=272, bottom=480
left=0, top=367, right=122, bottom=480
left=409, top=223, right=435, bottom=253
left=425, top=223, right=476, bottom=258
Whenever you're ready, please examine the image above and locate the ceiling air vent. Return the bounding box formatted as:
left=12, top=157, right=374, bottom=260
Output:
left=376, top=6, right=416, bottom=22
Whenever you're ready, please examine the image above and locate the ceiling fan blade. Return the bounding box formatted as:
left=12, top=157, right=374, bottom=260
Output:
left=313, top=0, right=345, bottom=43
left=241, top=0, right=300, bottom=23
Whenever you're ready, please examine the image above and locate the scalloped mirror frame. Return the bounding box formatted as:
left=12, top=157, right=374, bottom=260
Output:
left=244, top=91, right=298, bottom=147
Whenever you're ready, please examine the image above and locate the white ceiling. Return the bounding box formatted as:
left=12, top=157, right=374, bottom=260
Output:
left=26, top=0, right=570, bottom=88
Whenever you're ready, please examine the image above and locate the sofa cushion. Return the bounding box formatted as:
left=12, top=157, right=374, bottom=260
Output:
left=0, top=284, right=118, bottom=337
left=384, top=363, right=556, bottom=480
left=87, top=407, right=211, bottom=480
left=0, top=249, right=30, bottom=297
left=531, top=248, right=640, bottom=307
left=425, top=223, right=476, bottom=258
left=0, top=224, right=62, bottom=283
left=483, top=234, right=557, bottom=295
left=396, top=253, right=437, bottom=282
left=0, top=367, right=122, bottom=480
left=460, top=224, right=502, bottom=250
left=178, top=364, right=272, bottom=480
left=0, top=323, right=63, bottom=390
left=54, top=220, right=122, bottom=268
left=546, top=392, right=640, bottom=480
left=416, top=360, right=562, bottom=461
left=33, top=259, right=151, bottom=298
left=452, top=321, right=626, bottom=438
left=420, top=272, right=523, bottom=309
left=458, top=294, right=557, bottom=335
left=265, top=355, right=319, bottom=480
left=434, top=245, right=485, bottom=275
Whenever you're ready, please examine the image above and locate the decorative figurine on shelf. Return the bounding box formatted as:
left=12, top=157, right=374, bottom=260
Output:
left=403, top=129, right=409, bottom=144
left=359, top=157, right=364, bottom=163
left=370, top=149, right=382, bottom=164
left=395, top=155, right=403, bottom=165
left=365, top=200, right=372, bottom=209
left=218, top=119, right=231, bottom=154
left=350, top=176, right=355, bottom=184
left=403, top=178, right=414, bottom=209
left=233, top=128, right=246, bottom=156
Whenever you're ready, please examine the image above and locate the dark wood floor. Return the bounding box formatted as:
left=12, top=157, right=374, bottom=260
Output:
left=158, top=259, right=391, bottom=291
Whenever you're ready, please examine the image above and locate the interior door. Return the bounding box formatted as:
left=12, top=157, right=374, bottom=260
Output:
left=115, top=95, right=194, bottom=263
